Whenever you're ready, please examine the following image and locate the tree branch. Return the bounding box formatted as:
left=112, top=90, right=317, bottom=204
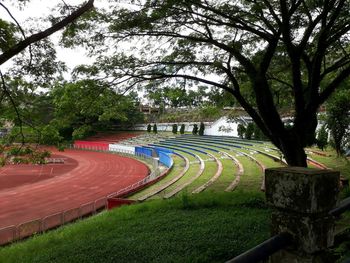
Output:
left=0, top=0, right=94, bottom=66
left=267, top=75, right=294, bottom=89
left=0, top=2, right=33, bottom=68
left=320, top=58, right=350, bottom=80
left=318, top=65, right=350, bottom=105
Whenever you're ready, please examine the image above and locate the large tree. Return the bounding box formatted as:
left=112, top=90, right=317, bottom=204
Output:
left=67, top=0, right=350, bottom=166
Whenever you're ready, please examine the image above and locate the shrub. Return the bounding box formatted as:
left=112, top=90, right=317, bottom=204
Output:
left=199, top=122, right=205, bottom=136
left=23, top=158, right=30, bottom=164
left=0, top=157, right=5, bottom=166
left=147, top=124, right=152, bottom=133
left=12, top=157, right=22, bottom=164
left=245, top=123, right=254, bottom=140
left=29, top=150, right=51, bottom=164
left=5, top=146, right=35, bottom=161
left=23, top=146, right=33, bottom=155
left=316, top=125, right=328, bottom=151
left=57, top=144, right=65, bottom=152
left=252, top=123, right=266, bottom=140
left=0, top=144, right=4, bottom=154
left=180, top=124, right=185, bottom=134
left=153, top=123, right=157, bottom=134
left=41, top=150, right=51, bottom=158
left=172, top=124, right=178, bottom=134
left=237, top=124, right=246, bottom=138
left=192, top=124, right=198, bottom=135
left=7, top=147, right=22, bottom=156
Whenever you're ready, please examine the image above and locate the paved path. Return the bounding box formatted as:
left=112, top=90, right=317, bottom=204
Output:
left=0, top=149, right=149, bottom=228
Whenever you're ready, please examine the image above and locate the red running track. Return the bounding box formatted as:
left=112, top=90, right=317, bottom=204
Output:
left=0, top=154, right=79, bottom=191
left=0, top=149, right=149, bottom=229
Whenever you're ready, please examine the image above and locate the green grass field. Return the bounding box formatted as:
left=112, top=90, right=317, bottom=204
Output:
left=0, top=192, right=270, bottom=263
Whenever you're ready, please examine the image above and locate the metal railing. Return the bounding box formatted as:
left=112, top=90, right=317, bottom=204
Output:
left=0, top=198, right=107, bottom=245
left=71, top=144, right=159, bottom=169
left=107, top=168, right=161, bottom=198
left=329, top=196, right=350, bottom=217
left=226, top=196, right=350, bottom=263
left=226, top=232, right=293, bottom=263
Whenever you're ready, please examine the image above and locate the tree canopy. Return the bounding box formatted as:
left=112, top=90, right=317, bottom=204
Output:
left=67, top=0, right=350, bottom=166
left=51, top=80, right=143, bottom=138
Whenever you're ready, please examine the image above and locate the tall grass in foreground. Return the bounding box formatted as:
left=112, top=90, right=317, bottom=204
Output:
left=0, top=191, right=270, bottom=263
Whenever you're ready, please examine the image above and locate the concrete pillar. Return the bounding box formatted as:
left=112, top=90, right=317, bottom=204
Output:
left=265, top=167, right=340, bottom=263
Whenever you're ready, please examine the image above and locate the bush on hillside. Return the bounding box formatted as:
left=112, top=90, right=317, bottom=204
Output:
left=172, top=124, right=178, bottom=134
left=153, top=123, right=158, bottom=134
left=192, top=124, right=198, bottom=135
left=0, top=157, right=5, bottom=167
left=147, top=124, right=152, bottom=133
left=245, top=123, right=254, bottom=140
left=316, top=125, right=328, bottom=151
left=57, top=144, right=65, bottom=152
left=253, top=123, right=266, bottom=140
left=11, top=157, right=21, bottom=164
left=0, top=144, right=4, bottom=154
left=180, top=124, right=185, bottom=134
left=199, top=122, right=205, bottom=136
left=237, top=124, right=246, bottom=138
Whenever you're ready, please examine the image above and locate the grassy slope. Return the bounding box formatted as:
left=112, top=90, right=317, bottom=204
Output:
left=231, top=153, right=262, bottom=192
left=206, top=157, right=237, bottom=192
left=0, top=192, right=270, bottom=263
left=130, top=154, right=185, bottom=199
left=307, top=148, right=350, bottom=179
left=153, top=152, right=200, bottom=198
left=183, top=158, right=217, bottom=193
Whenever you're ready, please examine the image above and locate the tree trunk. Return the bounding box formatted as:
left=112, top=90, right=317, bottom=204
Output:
left=278, top=135, right=308, bottom=167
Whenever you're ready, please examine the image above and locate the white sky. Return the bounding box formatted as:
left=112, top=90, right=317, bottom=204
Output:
left=0, top=0, right=108, bottom=73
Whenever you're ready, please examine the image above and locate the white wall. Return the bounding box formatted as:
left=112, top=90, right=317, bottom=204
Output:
left=109, top=144, right=135, bottom=154
left=133, top=122, right=211, bottom=133
left=204, top=116, right=239, bottom=136
left=133, top=117, right=252, bottom=136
